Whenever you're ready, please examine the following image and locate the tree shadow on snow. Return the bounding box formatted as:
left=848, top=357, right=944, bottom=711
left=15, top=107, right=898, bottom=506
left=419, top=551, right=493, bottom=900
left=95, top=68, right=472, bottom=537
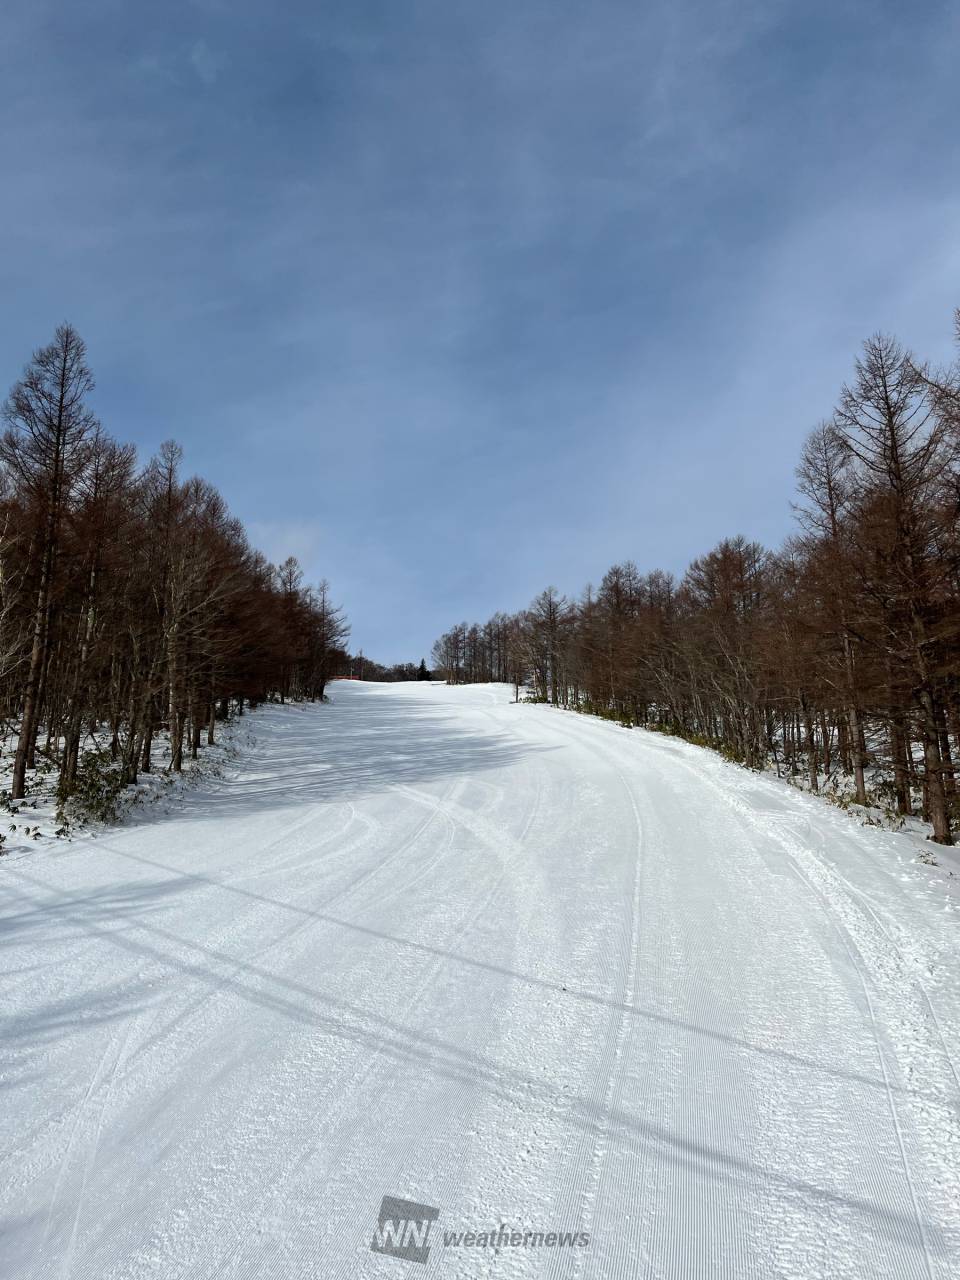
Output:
left=2, top=862, right=948, bottom=1263
left=152, top=692, right=543, bottom=823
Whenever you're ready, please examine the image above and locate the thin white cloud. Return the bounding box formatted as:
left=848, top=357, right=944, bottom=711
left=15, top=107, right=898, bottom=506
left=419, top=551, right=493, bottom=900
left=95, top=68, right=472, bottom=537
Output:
left=246, top=519, right=326, bottom=574
left=189, top=40, right=227, bottom=85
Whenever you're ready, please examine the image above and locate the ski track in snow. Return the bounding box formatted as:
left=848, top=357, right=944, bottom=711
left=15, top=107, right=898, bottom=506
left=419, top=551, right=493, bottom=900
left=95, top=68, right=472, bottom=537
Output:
left=1, top=682, right=959, bottom=1280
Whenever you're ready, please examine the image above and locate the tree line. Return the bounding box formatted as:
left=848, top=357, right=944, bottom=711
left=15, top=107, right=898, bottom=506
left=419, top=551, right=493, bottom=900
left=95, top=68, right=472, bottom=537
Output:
left=433, top=320, right=960, bottom=845
left=0, top=323, right=349, bottom=807
left=340, top=656, right=432, bottom=682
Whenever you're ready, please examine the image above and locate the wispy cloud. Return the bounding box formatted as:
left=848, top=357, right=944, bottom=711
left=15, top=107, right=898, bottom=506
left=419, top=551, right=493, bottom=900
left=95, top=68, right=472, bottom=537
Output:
left=189, top=39, right=227, bottom=85
left=246, top=520, right=326, bottom=575
left=1, top=0, right=958, bottom=660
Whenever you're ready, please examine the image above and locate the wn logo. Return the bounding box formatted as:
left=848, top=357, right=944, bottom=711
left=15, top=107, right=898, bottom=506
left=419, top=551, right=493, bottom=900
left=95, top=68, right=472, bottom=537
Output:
left=370, top=1195, right=440, bottom=1265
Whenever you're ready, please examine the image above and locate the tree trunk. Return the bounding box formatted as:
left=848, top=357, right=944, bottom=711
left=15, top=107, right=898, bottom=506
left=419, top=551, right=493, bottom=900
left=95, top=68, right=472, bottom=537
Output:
left=11, top=565, right=52, bottom=798
left=800, top=694, right=818, bottom=792
left=890, top=712, right=912, bottom=816
left=918, top=688, right=952, bottom=844
left=170, top=707, right=184, bottom=772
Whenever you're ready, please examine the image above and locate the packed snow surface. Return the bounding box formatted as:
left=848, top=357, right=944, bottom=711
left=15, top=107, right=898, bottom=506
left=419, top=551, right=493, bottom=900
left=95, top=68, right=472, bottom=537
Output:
left=2, top=681, right=959, bottom=1279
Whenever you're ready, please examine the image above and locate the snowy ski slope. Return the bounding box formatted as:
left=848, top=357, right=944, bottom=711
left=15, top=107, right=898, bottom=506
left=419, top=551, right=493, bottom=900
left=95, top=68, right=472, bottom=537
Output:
left=2, top=681, right=959, bottom=1279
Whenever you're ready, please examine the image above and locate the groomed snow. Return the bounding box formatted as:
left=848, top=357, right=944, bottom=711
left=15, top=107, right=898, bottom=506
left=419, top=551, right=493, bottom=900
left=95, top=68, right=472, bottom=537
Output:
left=2, top=681, right=959, bottom=1279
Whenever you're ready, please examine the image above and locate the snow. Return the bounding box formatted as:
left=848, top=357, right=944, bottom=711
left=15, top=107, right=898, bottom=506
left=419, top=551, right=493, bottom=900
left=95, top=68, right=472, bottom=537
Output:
left=2, top=680, right=959, bottom=1279
left=0, top=716, right=255, bottom=852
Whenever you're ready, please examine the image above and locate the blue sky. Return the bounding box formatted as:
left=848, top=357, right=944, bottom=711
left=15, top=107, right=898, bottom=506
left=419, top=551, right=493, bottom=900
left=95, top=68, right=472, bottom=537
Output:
left=2, top=1, right=958, bottom=662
